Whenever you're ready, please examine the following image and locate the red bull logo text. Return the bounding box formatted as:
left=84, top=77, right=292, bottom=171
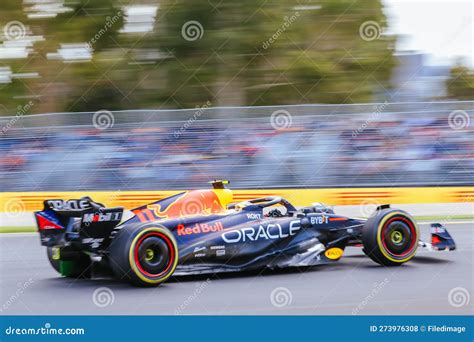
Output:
left=177, top=222, right=224, bottom=236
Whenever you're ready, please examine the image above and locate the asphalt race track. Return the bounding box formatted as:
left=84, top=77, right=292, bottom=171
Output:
left=1, top=222, right=472, bottom=315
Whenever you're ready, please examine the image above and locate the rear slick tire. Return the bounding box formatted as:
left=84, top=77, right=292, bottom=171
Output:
left=108, top=225, right=178, bottom=287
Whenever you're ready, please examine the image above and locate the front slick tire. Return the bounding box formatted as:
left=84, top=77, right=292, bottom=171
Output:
left=362, top=209, right=419, bottom=266
left=108, top=225, right=178, bottom=287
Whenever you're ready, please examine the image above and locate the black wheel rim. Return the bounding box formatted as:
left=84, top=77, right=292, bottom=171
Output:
left=136, top=236, right=171, bottom=275
left=383, top=221, right=412, bottom=255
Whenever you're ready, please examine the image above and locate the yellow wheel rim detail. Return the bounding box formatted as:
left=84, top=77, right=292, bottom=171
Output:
left=145, top=248, right=154, bottom=261
left=391, top=230, right=403, bottom=244
left=52, top=247, right=61, bottom=260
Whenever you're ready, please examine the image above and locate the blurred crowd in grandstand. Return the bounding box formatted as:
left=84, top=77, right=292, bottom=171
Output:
left=1, top=109, right=472, bottom=191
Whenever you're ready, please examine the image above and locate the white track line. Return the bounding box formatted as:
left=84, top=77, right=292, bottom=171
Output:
left=418, top=220, right=474, bottom=225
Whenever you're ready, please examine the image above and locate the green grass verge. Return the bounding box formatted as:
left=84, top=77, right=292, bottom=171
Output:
left=1, top=214, right=473, bottom=233
left=0, top=226, right=36, bottom=233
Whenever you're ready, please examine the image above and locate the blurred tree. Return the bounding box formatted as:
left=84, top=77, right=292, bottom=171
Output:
left=0, top=0, right=396, bottom=115
left=0, top=0, right=123, bottom=114
left=0, top=0, right=31, bottom=113
left=446, top=63, right=474, bottom=100
left=155, top=0, right=396, bottom=107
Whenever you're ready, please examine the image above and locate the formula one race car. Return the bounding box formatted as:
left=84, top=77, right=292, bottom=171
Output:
left=35, top=181, right=456, bottom=286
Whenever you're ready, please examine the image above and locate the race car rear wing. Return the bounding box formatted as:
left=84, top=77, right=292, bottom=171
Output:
left=34, top=197, right=124, bottom=250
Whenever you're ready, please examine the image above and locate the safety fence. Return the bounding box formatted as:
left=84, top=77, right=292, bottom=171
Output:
left=1, top=101, right=473, bottom=191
